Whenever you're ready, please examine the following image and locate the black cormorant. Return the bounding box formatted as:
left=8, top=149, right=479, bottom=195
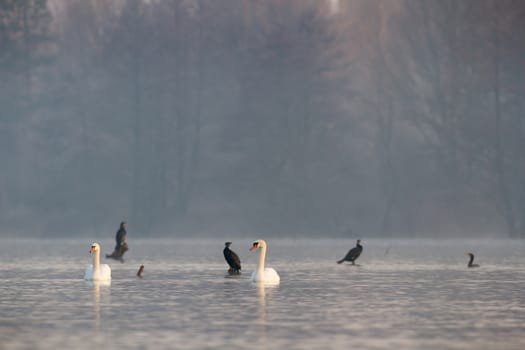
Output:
left=466, top=253, right=479, bottom=268
left=106, top=221, right=128, bottom=262
left=337, top=239, right=363, bottom=265
left=223, top=242, right=241, bottom=274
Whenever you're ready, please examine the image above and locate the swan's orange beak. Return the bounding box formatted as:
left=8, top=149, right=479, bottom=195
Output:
left=89, top=246, right=95, bottom=253
left=250, top=243, right=257, bottom=251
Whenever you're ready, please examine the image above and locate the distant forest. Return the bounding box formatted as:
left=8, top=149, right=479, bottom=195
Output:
left=1, top=0, right=525, bottom=238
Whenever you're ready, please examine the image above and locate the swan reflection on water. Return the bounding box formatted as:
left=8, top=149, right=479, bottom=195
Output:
left=85, top=280, right=111, bottom=330
left=256, top=283, right=266, bottom=309
left=254, top=282, right=279, bottom=338
left=255, top=283, right=267, bottom=336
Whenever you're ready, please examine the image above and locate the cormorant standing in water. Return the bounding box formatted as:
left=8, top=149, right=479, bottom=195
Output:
left=337, top=239, right=363, bottom=265
left=466, top=253, right=479, bottom=268
left=223, top=242, right=241, bottom=274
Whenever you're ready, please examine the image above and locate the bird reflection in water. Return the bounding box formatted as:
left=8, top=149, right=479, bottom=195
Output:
left=256, top=283, right=267, bottom=337
left=254, top=282, right=279, bottom=338
left=87, top=280, right=110, bottom=330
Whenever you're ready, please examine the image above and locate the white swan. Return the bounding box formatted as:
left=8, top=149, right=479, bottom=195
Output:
left=250, top=239, right=280, bottom=285
left=84, top=242, right=111, bottom=281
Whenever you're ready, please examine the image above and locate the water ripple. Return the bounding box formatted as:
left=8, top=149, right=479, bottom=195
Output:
left=1, top=238, right=524, bottom=350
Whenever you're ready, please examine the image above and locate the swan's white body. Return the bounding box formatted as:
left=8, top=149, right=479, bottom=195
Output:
left=250, top=239, right=280, bottom=285
left=84, top=243, right=111, bottom=281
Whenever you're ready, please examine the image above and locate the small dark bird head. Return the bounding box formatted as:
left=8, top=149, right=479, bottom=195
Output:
left=225, top=242, right=232, bottom=247
left=357, top=239, right=361, bottom=244
left=137, top=265, right=144, bottom=278
left=466, top=252, right=474, bottom=258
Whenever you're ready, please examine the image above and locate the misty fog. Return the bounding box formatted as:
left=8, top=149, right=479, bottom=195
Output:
left=1, top=0, right=525, bottom=238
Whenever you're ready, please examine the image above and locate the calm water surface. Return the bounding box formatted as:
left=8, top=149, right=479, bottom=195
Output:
left=1, top=238, right=524, bottom=350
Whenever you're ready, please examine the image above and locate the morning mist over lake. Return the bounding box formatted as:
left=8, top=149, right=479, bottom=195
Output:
left=2, top=2, right=525, bottom=350
left=2, top=0, right=525, bottom=240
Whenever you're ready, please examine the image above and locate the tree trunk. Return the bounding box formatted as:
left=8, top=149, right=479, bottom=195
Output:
left=492, top=22, right=516, bottom=237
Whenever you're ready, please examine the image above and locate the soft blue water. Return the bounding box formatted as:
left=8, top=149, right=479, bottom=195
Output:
left=1, top=238, right=524, bottom=350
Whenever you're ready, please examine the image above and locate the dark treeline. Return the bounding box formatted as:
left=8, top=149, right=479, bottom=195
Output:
left=1, top=0, right=524, bottom=238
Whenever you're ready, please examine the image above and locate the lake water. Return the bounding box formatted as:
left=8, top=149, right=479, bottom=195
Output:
left=1, top=238, right=524, bottom=350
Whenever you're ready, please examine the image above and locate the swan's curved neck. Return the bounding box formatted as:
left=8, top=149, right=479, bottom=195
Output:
left=92, top=250, right=100, bottom=271
left=257, top=245, right=266, bottom=274
left=468, top=255, right=474, bottom=266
